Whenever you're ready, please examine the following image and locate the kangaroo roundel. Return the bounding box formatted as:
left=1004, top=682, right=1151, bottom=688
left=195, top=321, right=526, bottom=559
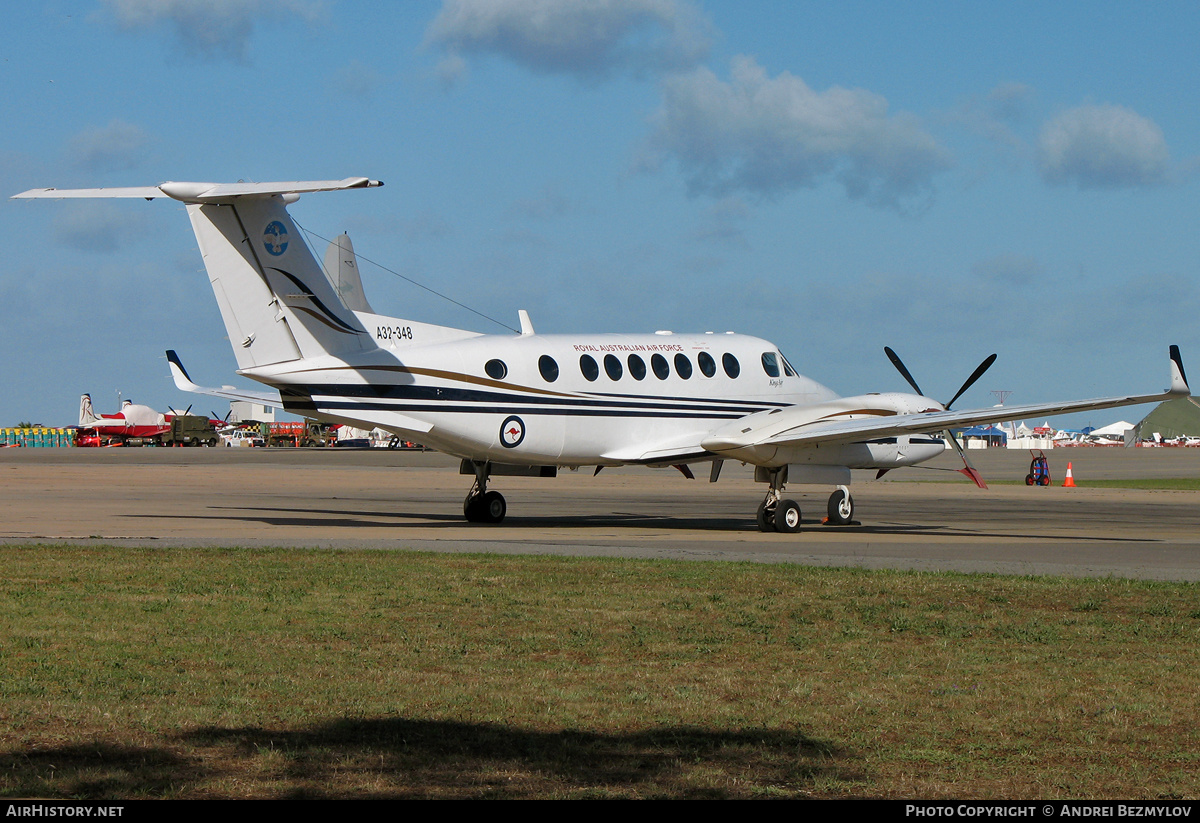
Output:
left=500, top=415, right=525, bottom=448
left=263, top=221, right=288, bottom=256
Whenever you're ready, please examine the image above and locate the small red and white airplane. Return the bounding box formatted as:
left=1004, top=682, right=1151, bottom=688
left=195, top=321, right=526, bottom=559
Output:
left=77, top=394, right=171, bottom=445
left=16, top=179, right=1189, bottom=531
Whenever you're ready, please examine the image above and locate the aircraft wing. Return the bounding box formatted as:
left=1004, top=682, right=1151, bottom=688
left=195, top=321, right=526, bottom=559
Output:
left=166, top=350, right=284, bottom=409
left=704, top=346, right=1190, bottom=453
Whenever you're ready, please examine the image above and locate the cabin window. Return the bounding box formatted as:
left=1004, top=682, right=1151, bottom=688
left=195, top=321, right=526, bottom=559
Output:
left=697, top=351, right=716, bottom=378
left=604, top=354, right=623, bottom=380
left=484, top=359, right=507, bottom=380
left=761, top=352, right=780, bottom=377
left=627, top=354, right=646, bottom=381
left=722, top=353, right=740, bottom=378
left=539, top=355, right=559, bottom=383
left=579, top=354, right=599, bottom=382
left=674, top=353, right=693, bottom=379
left=651, top=353, right=670, bottom=380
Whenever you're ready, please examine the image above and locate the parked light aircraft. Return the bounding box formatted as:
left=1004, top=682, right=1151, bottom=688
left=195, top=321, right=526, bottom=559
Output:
left=14, top=179, right=1190, bottom=532
left=77, top=394, right=172, bottom=445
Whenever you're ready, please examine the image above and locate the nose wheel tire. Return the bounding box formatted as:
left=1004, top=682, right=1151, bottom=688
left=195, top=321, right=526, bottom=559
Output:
left=826, top=488, right=854, bottom=526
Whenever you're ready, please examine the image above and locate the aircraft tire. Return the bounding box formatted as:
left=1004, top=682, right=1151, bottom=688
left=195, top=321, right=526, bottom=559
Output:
left=464, top=493, right=483, bottom=522
left=774, top=499, right=802, bottom=533
left=756, top=500, right=776, bottom=532
left=482, top=490, right=506, bottom=524
left=826, top=489, right=854, bottom=525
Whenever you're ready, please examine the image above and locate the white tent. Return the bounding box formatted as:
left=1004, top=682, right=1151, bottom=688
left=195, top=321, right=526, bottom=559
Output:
left=1088, top=420, right=1135, bottom=438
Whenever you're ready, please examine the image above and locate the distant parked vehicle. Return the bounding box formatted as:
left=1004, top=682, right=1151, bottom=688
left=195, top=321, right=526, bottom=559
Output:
left=222, top=429, right=264, bottom=448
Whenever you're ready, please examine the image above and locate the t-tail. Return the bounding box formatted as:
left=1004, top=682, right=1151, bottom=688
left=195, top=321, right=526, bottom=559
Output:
left=14, top=179, right=384, bottom=371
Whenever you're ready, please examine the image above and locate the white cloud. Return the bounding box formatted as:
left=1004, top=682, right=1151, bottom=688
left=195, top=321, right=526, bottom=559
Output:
left=52, top=203, right=150, bottom=252
left=971, top=254, right=1042, bottom=287
left=643, top=56, right=952, bottom=211
left=68, top=120, right=149, bottom=173
left=102, top=0, right=323, bottom=62
left=1038, top=104, right=1170, bottom=189
left=952, top=82, right=1035, bottom=151
left=425, top=0, right=711, bottom=81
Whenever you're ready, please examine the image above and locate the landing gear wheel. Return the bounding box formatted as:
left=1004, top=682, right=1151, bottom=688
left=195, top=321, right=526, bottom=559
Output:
left=826, top=489, right=854, bottom=526
left=756, top=499, right=777, bottom=532
left=464, top=493, right=484, bottom=522
left=464, top=491, right=506, bottom=523
left=774, top=499, right=802, bottom=533
left=481, top=490, right=506, bottom=523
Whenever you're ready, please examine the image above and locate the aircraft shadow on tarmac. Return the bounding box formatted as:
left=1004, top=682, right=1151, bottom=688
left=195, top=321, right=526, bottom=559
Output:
left=125, top=505, right=1158, bottom=542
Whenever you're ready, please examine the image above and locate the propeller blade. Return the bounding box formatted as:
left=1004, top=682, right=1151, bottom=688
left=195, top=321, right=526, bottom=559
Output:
left=945, top=353, right=997, bottom=410
left=884, top=347, right=923, bottom=396
left=945, top=429, right=988, bottom=489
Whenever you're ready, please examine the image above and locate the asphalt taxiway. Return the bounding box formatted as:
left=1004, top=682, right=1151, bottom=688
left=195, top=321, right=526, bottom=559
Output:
left=3, top=446, right=1199, bottom=580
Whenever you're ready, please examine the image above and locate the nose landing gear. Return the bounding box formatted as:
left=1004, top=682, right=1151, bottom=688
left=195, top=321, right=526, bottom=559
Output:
left=825, top=486, right=855, bottom=526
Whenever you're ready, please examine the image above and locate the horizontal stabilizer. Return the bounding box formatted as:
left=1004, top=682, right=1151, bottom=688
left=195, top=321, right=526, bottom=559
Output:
left=13, top=178, right=382, bottom=204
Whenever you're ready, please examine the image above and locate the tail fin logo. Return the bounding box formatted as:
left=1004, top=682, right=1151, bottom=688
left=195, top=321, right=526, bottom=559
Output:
left=263, top=221, right=288, bottom=256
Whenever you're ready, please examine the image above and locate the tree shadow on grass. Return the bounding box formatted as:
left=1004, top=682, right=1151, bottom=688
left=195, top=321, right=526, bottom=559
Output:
left=1, top=718, right=857, bottom=799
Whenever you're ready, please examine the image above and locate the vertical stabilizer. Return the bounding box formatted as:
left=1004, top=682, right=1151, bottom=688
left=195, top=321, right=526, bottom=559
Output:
left=79, top=394, right=99, bottom=427
left=186, top=197, right=373, bottom=369
left=323, top=233, right=375, bottom=314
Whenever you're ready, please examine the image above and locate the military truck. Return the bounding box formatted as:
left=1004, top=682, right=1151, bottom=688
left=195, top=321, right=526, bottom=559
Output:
left=161, top=415, right=219, bottom=447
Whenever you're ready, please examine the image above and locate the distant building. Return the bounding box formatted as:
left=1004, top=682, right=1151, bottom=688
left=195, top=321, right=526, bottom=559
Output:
left=229, top=401, right=276, bottom=424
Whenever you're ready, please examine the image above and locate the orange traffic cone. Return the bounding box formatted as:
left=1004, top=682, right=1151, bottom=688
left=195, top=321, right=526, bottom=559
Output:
left=1062, top=462, right=1077, bottom=487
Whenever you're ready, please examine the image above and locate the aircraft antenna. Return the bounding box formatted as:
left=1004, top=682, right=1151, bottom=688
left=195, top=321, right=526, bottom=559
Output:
left=294, top=220, right=519, bottom=333
left=990, top=390, right=1013, bottom=405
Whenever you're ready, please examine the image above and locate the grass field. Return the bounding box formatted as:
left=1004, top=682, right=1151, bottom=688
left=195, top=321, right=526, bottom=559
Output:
left=2, top=545, right=1199, bottom=799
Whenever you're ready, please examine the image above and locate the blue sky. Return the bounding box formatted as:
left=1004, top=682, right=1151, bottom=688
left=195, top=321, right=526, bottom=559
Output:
left=2, top=0, right=1197, bottom=428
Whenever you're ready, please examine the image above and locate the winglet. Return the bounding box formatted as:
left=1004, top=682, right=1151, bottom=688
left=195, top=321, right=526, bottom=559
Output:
left=166, top=350, right=200, bottom=393
left=1168, top=345, right=1189, bottom=396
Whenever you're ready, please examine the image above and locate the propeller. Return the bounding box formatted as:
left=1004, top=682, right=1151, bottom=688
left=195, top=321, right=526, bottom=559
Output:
left=884, top=347, right=998, bottom=489
left=884, top=347, right=996, bottom=411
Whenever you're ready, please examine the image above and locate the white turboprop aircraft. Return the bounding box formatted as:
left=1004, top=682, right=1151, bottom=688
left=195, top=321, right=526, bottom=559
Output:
left=14, top=179, right=1190, bottom=532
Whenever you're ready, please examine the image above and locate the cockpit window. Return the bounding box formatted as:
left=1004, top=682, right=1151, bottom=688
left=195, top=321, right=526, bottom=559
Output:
left=579, top=354, right=599, bottom=382
left=761, top=352, right=780, bottom=378
left=538, top=355, right=559, bottom=383
left=604, top=354, right=623, bottom=380
left=779, top=352, right=797, bottom=377
left=651, top=353, right=670, bottom=380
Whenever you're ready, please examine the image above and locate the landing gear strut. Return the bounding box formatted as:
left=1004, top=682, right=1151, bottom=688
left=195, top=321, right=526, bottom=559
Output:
left=463, top=461, right=506, bottom=523
left=756, top=468, right=802, bottom=533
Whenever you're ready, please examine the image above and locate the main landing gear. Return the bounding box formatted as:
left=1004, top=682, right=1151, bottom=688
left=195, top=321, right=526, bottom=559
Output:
left=756, top=468, right=802, bottom=533
left=756, top=471, right=855, bottom=533
left=463, top=461, right=506, bottom=523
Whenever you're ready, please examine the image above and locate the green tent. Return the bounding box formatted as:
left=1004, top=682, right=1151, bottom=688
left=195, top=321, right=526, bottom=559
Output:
left=1135, top=396, right=1200, bottom=440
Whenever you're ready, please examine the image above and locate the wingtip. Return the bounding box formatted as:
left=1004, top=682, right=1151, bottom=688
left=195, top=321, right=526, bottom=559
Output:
left=1169, top=345, right=1189, bottom=396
